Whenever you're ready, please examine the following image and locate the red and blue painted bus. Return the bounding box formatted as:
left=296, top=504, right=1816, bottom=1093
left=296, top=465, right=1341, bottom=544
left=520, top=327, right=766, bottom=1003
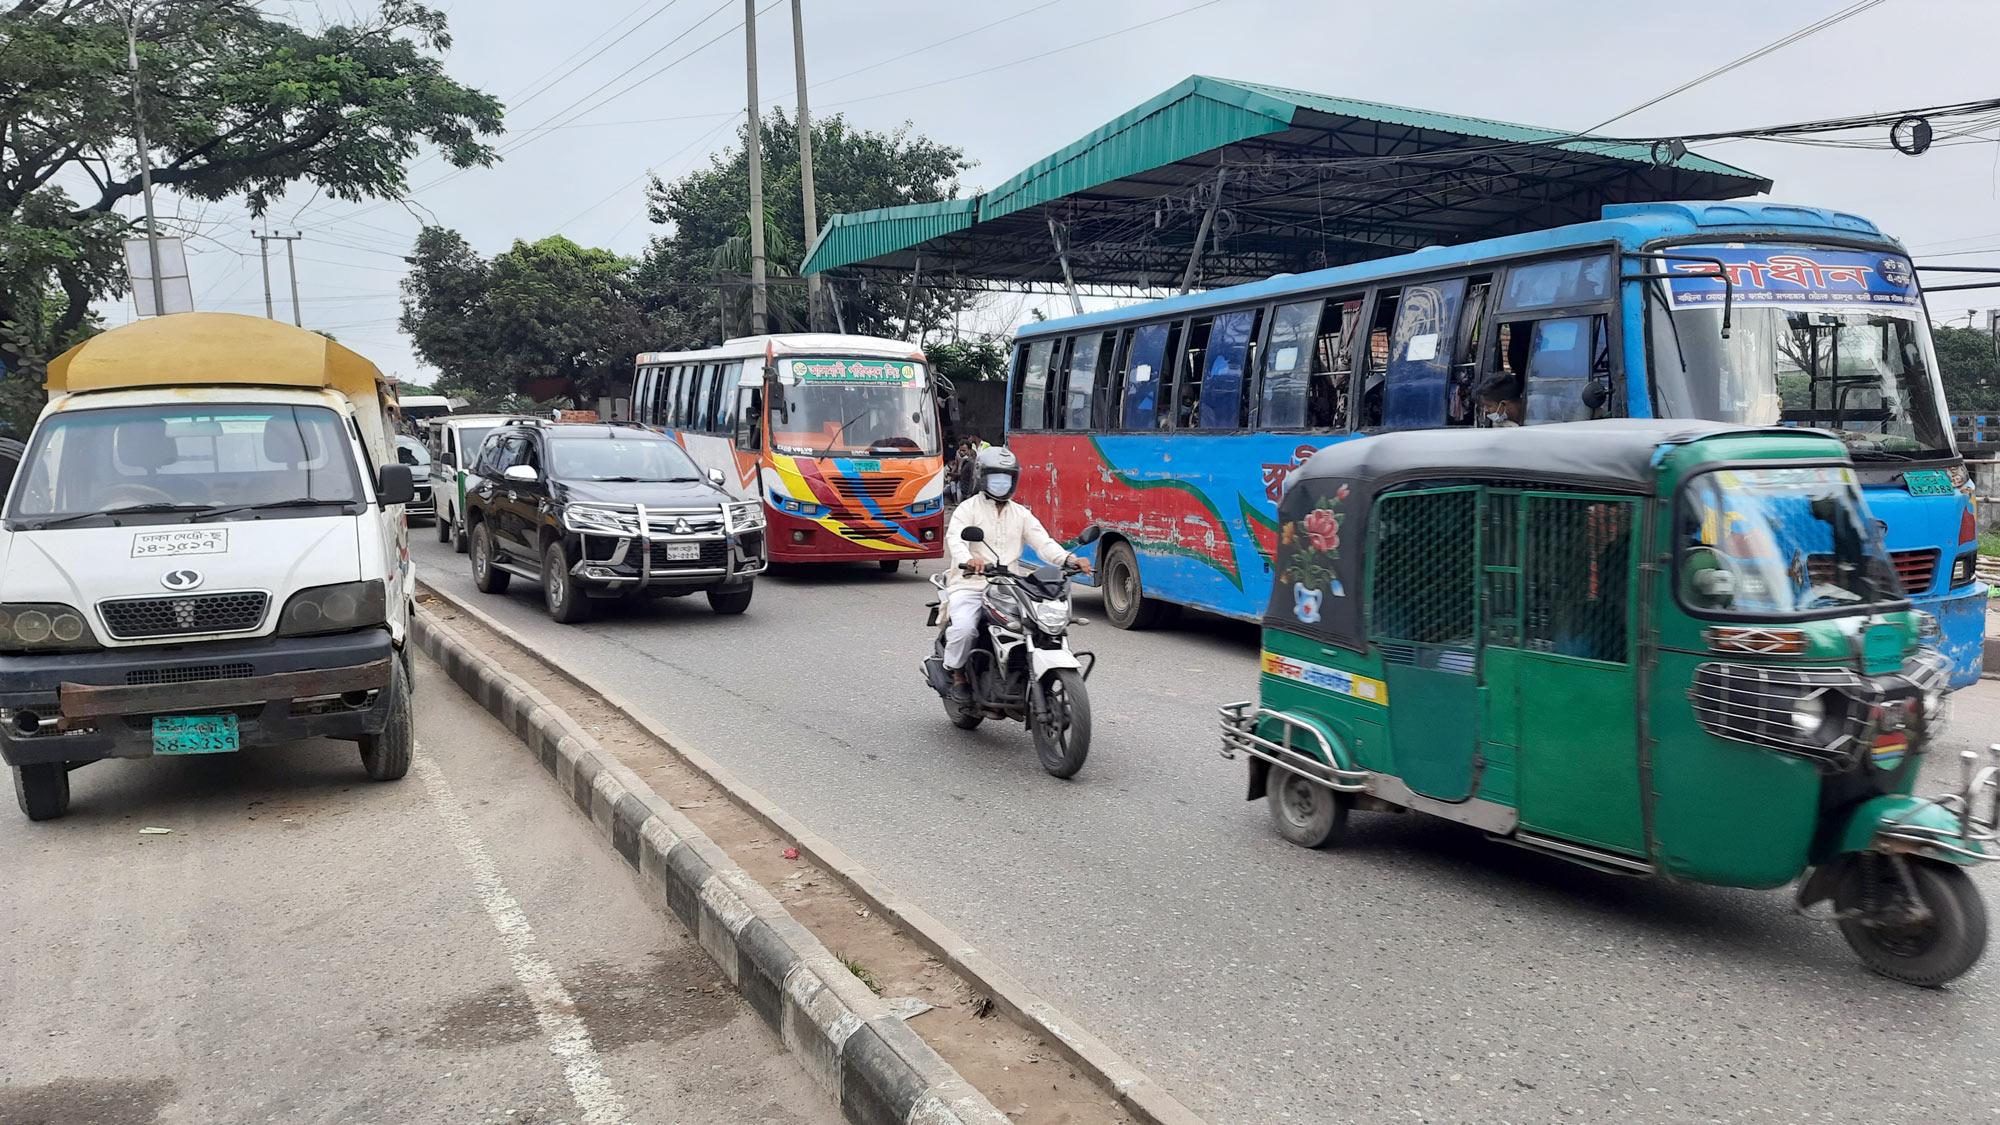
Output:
left=1006, top=201, right=1987, bottom=687
left=630, top=334, right=946, bottom=568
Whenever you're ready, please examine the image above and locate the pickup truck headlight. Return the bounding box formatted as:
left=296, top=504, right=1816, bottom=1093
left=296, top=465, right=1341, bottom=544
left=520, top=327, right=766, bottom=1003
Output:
left=726, top=501, right=766, bottom=532
left=0, top=603, right=98, bottom=652
left=563, top=504, right=638, bottom=535
left=278, top=581, right=387, bottom=637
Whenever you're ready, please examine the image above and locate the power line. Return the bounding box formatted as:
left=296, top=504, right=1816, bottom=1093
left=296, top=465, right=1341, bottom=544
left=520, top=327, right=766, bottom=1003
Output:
left=507, top=0, right=686, bottom=114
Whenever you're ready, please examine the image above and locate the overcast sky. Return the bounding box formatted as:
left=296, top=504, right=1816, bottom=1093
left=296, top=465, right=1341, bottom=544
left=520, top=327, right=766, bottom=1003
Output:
left=91, top=0, right=2000, bottom=380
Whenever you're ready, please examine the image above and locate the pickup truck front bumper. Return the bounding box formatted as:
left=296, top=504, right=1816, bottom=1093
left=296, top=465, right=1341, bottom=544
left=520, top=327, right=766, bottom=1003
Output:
left=0, top=628, right=396, bottom=766
left=569, top=525, right=767, bottom=594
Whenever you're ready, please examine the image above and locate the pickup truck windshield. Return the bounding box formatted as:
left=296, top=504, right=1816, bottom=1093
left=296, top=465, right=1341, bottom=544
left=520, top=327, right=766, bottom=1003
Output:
left=7, top=404, right=363, bottom=528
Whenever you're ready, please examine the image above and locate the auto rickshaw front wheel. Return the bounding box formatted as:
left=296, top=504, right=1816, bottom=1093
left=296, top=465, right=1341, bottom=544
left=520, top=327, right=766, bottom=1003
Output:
left=1834, top=854, right=1988, bottom=987
left=1268, top=771, right=1350, bottom=849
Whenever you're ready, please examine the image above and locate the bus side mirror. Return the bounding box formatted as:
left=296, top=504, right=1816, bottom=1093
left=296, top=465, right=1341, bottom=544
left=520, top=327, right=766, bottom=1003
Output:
left=1582, top=378, right=1610, bottom=412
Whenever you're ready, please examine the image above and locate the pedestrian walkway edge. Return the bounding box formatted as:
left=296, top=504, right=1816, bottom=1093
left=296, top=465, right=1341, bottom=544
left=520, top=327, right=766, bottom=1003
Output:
left=415, top=607, right=1008, bottom=1125
left=415, top=581, right=1206, bottom=1125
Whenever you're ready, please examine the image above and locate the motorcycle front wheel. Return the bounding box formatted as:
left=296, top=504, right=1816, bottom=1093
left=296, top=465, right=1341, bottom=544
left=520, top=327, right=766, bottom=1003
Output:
left=1029, top=669, right=1091, bottom=779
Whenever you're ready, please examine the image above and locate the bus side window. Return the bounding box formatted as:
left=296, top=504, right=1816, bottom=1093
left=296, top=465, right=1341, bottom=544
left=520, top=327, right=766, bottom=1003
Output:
left=735, top=386, right=763, bottom=451
left=1015, top=339, right=1054, bottom=431
left=1060, top=333, right=1104, bottom=430
left=1359, top=292, right=1399, bottom=429
left=1199, top=308, right=1259, bottom=429
left=697, top=365, right=719, bottom=432
left=1120, top=323, right=1169, bottom=430
left=1173, top=317, right=1213, bottom=429
left=1382, top=278, right=1468, bottom=431
left=1523, top=315, right=1609, bottom=424
left=1310, top=298, right=1362, bottom=430
left=1094, top=330, right=1127, bottom=429
left=1259, top=299, right=1323, bottom=430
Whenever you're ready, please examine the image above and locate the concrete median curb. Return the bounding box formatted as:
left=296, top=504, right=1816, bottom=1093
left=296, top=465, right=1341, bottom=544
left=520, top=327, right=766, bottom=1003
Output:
left=416, top=580, right=1206, bottom=1125
left=414, top=607, right=1008, bottom=1125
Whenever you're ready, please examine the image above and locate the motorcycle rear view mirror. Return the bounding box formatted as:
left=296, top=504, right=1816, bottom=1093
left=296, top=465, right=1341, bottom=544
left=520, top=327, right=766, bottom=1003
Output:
left=1075, top=524, right=1103, bottom=546
left=959, top=526, right=986, bottom=543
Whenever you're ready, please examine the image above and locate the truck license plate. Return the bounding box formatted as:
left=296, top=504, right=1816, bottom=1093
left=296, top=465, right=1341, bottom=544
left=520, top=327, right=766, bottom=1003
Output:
left=664, top=542, right=701, bottom=561
left=152, top=714, right=239, bottom=755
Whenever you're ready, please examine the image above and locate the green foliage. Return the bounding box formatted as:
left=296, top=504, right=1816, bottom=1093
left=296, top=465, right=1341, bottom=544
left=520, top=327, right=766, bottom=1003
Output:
left=1980, top=528, right=2000, bottom=559
left=638, top=109, right=972, bottom=345
left=0, top=0, right=501, bottom=405
left=400, top=228, right=652, bottom=406
left=926, top=339, right=1007, bottom=384
left=1931, top=324, right=2000, bottom=411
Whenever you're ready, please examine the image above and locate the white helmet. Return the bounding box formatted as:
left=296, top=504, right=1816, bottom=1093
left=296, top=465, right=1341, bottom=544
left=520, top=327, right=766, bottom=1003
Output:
left=976, top=446, right=1019, bottom=502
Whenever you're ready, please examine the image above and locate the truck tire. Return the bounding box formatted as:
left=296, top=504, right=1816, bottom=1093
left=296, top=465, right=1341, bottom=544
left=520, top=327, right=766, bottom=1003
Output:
left=471, top=521, right=510, bottom=594
left=543, top=541, right=593, bottom=624
left=1101, top=540, right=1169, bottom=630
left=12, top=763, right=69, bottom=821
left=359, top=657, right=413, bottom=782
left=707, top=584, right=754, bottom=615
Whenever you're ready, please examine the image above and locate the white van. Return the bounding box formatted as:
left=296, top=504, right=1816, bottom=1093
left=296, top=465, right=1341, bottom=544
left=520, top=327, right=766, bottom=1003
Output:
left=1, top=313, right=418, bottom=821
left=423, top=413, right=521, bottom=552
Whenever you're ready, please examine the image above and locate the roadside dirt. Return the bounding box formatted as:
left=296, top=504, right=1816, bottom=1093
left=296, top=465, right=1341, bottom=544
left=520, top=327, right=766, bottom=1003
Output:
left=419, top=593, right=1134, bottom=1125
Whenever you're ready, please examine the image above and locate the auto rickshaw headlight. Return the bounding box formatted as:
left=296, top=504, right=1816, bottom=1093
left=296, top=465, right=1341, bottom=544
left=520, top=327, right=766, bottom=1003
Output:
left=1789, top=690, right=1828, bottom=736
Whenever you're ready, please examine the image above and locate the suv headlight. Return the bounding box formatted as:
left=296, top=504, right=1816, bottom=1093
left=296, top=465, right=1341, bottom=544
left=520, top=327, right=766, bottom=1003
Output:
left=564, top=505, right=638, bottom=535
left=726, top=500, right=766, bottom=532
left=278, top=581, right=387, bottom=637
left=0, top=603, right=98, bottom=652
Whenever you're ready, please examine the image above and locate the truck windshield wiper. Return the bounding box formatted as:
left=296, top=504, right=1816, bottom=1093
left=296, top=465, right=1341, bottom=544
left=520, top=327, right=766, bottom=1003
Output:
left=190, top=497, right=353, bottom=521
left=31, top=502, right=198, bottom=529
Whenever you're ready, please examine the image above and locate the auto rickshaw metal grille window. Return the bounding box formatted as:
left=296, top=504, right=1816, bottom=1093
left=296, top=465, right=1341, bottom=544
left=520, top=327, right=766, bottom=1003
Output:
left=1369, top=488, right=1478, bottom=670
left=1522, top=495, right=1633, bottom=663
left=1483, top=491, right=1523, bottom=647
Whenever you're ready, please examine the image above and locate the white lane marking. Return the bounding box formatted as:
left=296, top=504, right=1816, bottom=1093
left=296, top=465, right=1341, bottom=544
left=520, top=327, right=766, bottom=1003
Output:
left=415, top=749, right=631, bottom=1125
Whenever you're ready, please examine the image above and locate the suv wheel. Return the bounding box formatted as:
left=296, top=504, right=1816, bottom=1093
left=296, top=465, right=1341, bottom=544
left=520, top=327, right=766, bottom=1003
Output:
left=471, top=521, right=510, bottom=594
left=707, top=583, right=753, bottom=615
left=436, top=505, right=451, bottom=542
left=544, top=540, right=593, bottom=623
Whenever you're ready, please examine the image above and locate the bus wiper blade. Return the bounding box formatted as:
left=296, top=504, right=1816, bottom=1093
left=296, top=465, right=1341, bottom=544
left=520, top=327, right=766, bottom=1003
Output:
left=1845, top=448, right=1920, bottom=462
left=33, top=502, right=196, bottom=529
left=191, top=497, right=353, bottom=521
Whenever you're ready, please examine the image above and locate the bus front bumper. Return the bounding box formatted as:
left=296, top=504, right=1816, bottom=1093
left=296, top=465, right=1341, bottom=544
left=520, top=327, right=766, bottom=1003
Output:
left=1918, top=583, right=1987, bottom=690
left=764, top=507, right=942, bottom=563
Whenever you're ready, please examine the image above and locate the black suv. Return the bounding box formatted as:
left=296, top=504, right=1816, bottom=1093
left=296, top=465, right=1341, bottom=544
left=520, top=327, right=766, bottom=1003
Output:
left=464, top=421, right=765, bottom=623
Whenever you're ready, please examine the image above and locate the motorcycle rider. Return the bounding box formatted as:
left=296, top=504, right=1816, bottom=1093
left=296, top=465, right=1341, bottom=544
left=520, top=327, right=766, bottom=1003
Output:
left=942, top=446, right=1090, bottom=703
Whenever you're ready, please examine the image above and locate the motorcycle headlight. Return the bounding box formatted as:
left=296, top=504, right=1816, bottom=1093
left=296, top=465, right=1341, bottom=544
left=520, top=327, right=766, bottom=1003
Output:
left=726, top=501, right=766, bottom=532
left=278, top=581, right=387, bottom=637
left=0, top=603, right=98, bottom=652
left=563, top=504, right=637, bottom=535
left=1032, top=598, right=1071, bottom=632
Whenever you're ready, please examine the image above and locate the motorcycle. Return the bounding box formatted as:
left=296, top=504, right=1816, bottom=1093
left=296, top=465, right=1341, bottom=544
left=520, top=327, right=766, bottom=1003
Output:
left=922, top=525, right=1102, bottom=778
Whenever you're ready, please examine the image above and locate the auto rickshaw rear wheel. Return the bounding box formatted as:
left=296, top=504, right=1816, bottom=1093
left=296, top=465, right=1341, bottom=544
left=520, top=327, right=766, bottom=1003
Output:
left=1835, top=854, right=1988, bottom=987
left=1268, top=771, right=1349, bottom=849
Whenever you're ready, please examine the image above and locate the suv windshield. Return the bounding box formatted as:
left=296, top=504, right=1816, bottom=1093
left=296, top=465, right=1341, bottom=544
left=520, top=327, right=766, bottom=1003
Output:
left=1677, top=465, right=1901, bottom=616
left=770, top=357, right=937, bottom=456
left=546, top=433, right=700, bottom=482
left=7, top=404, right=362, bottom=528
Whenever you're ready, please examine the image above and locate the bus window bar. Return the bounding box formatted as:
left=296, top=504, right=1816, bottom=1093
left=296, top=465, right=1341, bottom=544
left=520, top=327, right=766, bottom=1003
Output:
left=1218, top=700, right=1372, bottom=793
left=1621, top=251, right=1734, bottom=338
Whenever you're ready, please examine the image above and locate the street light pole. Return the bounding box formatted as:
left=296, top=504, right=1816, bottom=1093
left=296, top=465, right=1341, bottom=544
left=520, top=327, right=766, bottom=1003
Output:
left=743, top=0, right=768, bottom=336
left=123, top=2, right=166, bottom=318
left=790, top=0, right=821, bottom=331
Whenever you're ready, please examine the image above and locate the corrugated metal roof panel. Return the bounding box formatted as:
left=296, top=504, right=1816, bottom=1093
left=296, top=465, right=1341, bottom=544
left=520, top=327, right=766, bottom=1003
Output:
left=802, top=197, right=979, bottom=274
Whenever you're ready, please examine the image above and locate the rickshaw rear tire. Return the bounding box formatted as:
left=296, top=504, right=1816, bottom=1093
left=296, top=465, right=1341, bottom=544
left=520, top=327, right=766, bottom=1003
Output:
left=1268, top=771, right=1350, bottom=849
left=1835, top=857, right=1987, bottom=987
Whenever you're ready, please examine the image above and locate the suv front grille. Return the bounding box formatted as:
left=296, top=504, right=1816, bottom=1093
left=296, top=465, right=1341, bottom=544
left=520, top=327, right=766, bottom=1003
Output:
left=640, top=510, right=725, bottom=536
left=99, top=592, right=269, bottom=640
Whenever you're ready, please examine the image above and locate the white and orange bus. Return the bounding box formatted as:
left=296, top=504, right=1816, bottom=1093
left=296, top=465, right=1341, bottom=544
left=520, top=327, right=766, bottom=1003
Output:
left=628, top=334, right=946, bottom=568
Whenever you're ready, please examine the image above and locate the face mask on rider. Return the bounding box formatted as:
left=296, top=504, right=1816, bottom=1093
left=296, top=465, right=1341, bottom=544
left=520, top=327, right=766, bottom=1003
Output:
left=983, top=472, right=1015, bottom=501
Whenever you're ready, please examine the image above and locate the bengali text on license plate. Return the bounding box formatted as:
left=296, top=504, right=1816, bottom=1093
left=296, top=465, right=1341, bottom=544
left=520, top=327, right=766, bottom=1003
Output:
left=664, top=542, right=701, bottom=561
left=152, top=714, right=240, bottom=755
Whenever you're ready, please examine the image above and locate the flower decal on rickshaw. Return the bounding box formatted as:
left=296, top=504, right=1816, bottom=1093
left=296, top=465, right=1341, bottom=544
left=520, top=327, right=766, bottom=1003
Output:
left=1279, top=484, right=1351, bottom=617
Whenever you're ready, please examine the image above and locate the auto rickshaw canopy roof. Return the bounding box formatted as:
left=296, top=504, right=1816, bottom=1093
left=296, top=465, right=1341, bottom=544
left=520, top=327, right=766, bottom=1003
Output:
left=45, top=312, right=389, bottom=403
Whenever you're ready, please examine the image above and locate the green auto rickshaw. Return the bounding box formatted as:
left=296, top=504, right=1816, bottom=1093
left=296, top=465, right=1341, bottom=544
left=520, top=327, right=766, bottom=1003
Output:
left=1220, top=419, right=1997, bottom=985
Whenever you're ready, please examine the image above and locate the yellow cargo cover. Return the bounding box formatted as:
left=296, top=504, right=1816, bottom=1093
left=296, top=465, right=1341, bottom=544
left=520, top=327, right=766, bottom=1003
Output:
left=45, top=312, right=388, bottom=402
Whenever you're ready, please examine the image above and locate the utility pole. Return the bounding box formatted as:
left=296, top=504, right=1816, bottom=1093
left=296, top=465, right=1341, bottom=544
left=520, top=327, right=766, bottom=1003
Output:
left=257, top=232, right=275, bottom=319
left=123, top=2, right=166, bottom=318
left=790, top=0, right=821, bottom=331
left=254, top=230, right=303, bottom=324
left=283, top=231, right=303, bottom=326
left=743, top=0, right=769, bottom=336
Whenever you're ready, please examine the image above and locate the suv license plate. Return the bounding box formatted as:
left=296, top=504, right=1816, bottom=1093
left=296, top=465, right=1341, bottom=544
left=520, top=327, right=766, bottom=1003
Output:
left=153, top=714, right=240, bottom=755
left=664, top=542, right=701, bottom=561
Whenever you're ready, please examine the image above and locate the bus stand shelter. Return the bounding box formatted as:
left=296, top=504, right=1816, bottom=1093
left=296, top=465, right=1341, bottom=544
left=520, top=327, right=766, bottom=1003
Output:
left=801, top=75, right=1770, bottom=313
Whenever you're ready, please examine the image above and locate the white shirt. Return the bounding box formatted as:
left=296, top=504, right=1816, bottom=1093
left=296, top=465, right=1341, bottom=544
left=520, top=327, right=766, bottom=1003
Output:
left=944, top=494, right=1073, bottom=591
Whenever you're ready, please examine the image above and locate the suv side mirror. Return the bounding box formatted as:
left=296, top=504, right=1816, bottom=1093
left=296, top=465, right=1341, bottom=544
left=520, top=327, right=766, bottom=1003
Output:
left=376, top=463, right=416, bottom=506
left=502, top=464, right=539, bottom=484
left=707, top=466, right=726, bottom=488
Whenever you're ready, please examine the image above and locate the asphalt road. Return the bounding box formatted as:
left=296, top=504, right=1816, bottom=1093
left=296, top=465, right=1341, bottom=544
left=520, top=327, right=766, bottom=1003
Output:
left=413, top=532, right=2000, bottom=1125
left=0, top=654, right=833, bottom=1125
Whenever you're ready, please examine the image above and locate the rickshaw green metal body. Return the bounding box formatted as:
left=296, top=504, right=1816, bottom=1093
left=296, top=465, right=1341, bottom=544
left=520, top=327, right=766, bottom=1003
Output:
left=1223, top=420, right=1997, bottom=985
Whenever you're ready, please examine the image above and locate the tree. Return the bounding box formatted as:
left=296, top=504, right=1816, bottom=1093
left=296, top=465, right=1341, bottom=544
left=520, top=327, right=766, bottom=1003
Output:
left=0, top=1, right=502, bottom=382
left=399, top=228, right=653, bottom=408
left=926, top=339, right=1007, bottom=385
left=638, top=109, right=972, bottom=346
left=1931, top=324, right=2000, bottom=412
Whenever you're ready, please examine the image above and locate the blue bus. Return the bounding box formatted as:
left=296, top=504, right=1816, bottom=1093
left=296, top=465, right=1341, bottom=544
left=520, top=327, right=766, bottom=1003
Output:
left=1005, top=200, right=1986, bottom=687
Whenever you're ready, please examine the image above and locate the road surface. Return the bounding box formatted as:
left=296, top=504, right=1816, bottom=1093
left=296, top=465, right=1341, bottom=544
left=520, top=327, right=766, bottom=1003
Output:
left=413, top=533, right=2000, bottom=1125
left=0, top=653, right=833, bottom=1125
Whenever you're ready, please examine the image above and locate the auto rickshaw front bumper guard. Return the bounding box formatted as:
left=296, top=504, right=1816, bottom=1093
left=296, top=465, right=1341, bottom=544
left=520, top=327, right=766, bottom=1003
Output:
left=1218, top=700, right=1371, bottom=793
left=1869, top=745, right=2000, bottom=864
left=1687, top=647, right=1951, bottom=772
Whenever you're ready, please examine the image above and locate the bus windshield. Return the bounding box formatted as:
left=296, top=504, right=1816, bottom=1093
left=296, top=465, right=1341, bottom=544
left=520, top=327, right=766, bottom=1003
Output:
left=770, top=358, right=937, bottom=456
left=1649, top=272, right=1953, bottom=461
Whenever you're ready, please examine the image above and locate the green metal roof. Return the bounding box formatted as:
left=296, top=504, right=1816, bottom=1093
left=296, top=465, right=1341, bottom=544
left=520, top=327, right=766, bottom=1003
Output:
left=803, top=75, right=1769, bottom=286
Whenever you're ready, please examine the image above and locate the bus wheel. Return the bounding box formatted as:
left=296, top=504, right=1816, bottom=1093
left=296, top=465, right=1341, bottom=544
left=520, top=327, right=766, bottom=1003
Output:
left=1101, top=541, right=1168, bottom=630
left=879, top=559, right=903, bottom=574
left=1268, top=771, right=1349, bottom=849
left=1836, top=855, right=1988, bottom=987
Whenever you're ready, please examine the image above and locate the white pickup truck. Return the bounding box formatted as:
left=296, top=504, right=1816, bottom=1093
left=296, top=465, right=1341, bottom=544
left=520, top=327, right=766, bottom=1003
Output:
left=0, top=312, right=418, bottom=820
